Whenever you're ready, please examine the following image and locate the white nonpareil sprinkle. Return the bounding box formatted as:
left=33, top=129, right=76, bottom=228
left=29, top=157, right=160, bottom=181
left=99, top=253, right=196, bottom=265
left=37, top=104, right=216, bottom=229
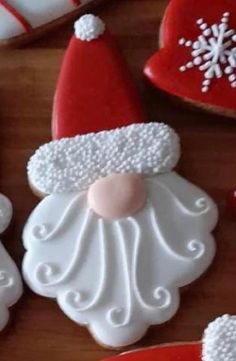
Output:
left=27, top=123, right=180, bottom=194
left=74, top=14, right=105, bottom=41
left=202, top=314, right=236, bottom=361
left=178, top=12, right=236, bottom=93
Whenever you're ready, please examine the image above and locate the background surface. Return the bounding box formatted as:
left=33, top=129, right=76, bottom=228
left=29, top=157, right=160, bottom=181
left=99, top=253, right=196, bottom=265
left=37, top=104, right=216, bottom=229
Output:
left=0, top=0, right=236, bottom=360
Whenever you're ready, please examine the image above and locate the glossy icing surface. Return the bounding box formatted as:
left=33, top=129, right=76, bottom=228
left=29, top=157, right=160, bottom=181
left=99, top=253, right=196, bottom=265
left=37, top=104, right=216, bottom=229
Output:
left=52, top=30, right=147, bottom=139
left=0, top=193, right=13, bottom=233
left=144, top=0, right=236, bottom=112
left=0, top=194, right=22, bottom=330
left=0, top=0, right=95, bottom=40
left=103, top=343, right=202, bottom=360
left=23, top=172, right=218, bottom=348
left=0, top=4, right=24, bottom=39
left=23, top=14, right=218, bottom=348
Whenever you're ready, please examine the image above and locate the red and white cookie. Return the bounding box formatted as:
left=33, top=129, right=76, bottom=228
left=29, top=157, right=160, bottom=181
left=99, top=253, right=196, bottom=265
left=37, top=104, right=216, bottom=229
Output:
left=22, top=14, right=218, bottom=349
left=0, top=0, right=107, bottom=46
left=102, top=315, right=236, bottom=361
left=0, top=194, right=22, bottom=330
left=144, top=0, right=236, bottom=118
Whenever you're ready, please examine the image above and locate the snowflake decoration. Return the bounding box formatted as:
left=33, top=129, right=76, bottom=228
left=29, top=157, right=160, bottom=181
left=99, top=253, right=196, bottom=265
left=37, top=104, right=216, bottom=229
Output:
left=178, top=12, right=236, bottom=93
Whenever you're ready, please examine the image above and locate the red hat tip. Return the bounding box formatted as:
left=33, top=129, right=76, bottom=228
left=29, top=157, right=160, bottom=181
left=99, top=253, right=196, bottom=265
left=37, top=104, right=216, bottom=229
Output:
left=74, top=14, right=105, bottom=41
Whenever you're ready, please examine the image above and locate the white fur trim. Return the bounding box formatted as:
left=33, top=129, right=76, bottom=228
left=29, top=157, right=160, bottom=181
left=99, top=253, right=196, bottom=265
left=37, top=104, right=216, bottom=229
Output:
left=74, top=14, right=105, bottom=41
left=27, top=123, right=180, bottom=194
left=202, top=314, right=236, bottom=361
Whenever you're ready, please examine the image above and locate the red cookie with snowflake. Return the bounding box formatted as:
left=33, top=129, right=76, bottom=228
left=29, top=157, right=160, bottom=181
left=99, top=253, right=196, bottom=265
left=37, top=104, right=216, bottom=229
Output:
left=144, top=0, right=236, bottom=118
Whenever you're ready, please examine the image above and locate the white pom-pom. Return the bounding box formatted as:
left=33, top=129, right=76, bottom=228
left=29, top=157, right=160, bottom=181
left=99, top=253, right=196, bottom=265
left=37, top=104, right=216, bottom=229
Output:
left=74, top=14, right=105, bottom=41
left=202, top=314, right=236, bottom=361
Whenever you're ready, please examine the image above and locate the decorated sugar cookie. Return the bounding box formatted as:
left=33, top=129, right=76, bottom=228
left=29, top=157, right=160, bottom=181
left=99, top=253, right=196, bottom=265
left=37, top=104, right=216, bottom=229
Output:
left=144, top=0, right=236, bottom=118
left=0, top=0, right=107, bottom=46
left=0, top=194, right=22, bottom=330
left=22, top=14, right=218, bottom=349
left=102, top=315, right=236, bottom=361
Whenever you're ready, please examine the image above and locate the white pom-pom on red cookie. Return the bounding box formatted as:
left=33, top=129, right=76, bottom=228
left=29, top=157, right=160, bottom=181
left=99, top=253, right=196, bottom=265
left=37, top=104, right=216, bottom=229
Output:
left=74, top=14, right=105, bottom=41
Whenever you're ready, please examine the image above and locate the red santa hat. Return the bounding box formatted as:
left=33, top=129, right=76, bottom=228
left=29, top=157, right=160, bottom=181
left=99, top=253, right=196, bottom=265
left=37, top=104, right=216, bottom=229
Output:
left=28, top=14, right=180, bottom=195
left=52, top=13, right=147, bottom=139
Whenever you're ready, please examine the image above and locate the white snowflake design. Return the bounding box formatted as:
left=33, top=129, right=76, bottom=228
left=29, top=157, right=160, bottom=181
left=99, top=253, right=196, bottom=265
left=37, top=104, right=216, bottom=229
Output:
left=178, top=12, right=236, bottom=93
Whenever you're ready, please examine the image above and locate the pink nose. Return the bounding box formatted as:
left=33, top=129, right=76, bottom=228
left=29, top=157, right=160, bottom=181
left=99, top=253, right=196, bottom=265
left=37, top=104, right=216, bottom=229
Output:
left=87, top=173, right=147, bottom=220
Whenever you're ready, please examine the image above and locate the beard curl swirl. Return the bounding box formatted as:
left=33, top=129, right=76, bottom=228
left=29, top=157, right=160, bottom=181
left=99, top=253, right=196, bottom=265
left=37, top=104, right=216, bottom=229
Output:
left=0, top=270, right=14, bottom=288
left=34, top=263, right=60, bottom=285
left=30, top=173, right=216, bottom=331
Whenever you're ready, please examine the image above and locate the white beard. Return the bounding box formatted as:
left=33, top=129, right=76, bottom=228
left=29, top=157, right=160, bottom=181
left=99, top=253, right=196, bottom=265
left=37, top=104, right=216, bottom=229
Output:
left=0, top=194, right=22, bottom=330
left=0, top=244, right=22, bottom=330
left=22, top=171, right=218, bottom=348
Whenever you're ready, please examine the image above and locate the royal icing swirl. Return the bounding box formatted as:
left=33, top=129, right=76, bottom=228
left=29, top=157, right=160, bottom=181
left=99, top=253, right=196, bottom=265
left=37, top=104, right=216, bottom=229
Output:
left=23, top=172, right=218, bottom=348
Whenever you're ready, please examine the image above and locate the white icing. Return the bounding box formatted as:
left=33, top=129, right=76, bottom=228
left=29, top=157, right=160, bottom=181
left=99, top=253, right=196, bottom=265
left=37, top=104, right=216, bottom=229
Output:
left=202, top=315, right=236, bottom=361
left=178, top=12, right=236, bottom=93
left=0, top=5, right=24, bottom=40
left=64, top=218, right=107, bottom=312
left=74, top=14, right=105, bottom=41
left=22, top=172, right=218, bottom=348
left=0, top=0, right=95, bottom=40
left=0, top=194, right=12, bottom=233
left=0, top=193, right=22, bottom=331
left=27, top=123, right=180, bottom=194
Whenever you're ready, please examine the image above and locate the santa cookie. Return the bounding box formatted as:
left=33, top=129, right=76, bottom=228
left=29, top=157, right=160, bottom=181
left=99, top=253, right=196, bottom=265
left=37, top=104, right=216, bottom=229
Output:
left=102, top=314, right=236, bottom=361
left=0, top=194, right=22, bottom=330
left=23, top=14, right=218, bottom=349
left=0, top=0, right=107, bottom=46
left=144, top=0, right=236, bottom=118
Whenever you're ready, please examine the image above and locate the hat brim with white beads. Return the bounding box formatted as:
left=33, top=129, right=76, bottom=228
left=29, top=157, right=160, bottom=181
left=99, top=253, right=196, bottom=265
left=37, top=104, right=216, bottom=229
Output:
left=28, top=122, right=180, bottom=194
left=52, top=14, right=147, bottom=140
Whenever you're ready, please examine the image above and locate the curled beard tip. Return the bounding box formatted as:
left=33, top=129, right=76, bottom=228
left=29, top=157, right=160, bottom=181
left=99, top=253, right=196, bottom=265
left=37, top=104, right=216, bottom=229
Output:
left=187, top=239, right=206, bottom=259
left=0, top=270, right=15, bottom=288
left=34, top=262, right=60, bottom=285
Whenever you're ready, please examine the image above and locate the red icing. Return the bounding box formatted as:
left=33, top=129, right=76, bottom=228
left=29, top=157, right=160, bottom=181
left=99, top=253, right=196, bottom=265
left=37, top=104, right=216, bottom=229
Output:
left=71, top=0, right=81, bottom=6
left=53, top=30, right=147, bottom=139
left=103, top=343, right=201, bottom=361
left=144, top=0, right=236, bottom=113
left=0, top=0, right=32, bottom=32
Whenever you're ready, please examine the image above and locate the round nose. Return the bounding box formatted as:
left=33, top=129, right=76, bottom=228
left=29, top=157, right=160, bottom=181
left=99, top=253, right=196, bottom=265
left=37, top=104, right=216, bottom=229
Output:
left=87, top=173, right=147, bottom=220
